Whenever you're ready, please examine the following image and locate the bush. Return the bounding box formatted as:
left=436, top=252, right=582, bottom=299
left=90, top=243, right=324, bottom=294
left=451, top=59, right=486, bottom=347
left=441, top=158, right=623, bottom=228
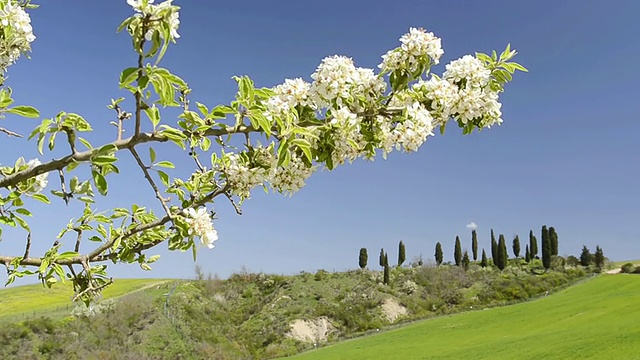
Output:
left=620, top=263, right=635, bottom=274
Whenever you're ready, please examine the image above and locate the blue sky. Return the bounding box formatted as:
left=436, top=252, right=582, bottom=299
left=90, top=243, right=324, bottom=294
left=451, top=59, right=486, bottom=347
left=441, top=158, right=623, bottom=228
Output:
left=1, top=0, right=639, bottom=284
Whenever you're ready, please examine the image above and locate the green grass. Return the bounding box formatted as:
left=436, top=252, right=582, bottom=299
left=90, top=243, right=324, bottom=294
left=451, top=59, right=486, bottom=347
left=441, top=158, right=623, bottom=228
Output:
left=0, top=278, right=170, bottom=322
left=286, top=275, right=640, bottom=360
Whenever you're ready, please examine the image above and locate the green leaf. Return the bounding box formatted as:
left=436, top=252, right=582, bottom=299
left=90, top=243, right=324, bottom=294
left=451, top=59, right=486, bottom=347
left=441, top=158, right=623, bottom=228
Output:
left=119, top=67, right=139, bottom=88
left=149, top=147, right=156, bottom=163
left=154, top=161, right=174, bottom=169
left=15, top=208, right=31, bottom=216
left=92, top=170, right=108, bottom=196
left=144, top=106, right=161, bottom=128
left=91, top=155, right=118, bottom=166
left=157, top=170, right=169, bottom=186
left=95, top=144, right=117, bottom=156
left=200, top=137, right=211, bottom=152
left=57, top=251, right=80, bottom=260
left=291, top=138, right=313, bottom=162
left=78, top=137, right=92, bottom=150
left=14, top=216, right=29, bottom=231
left=7, top=105, right=40, bottom=118
left=32, top=193, right=50, bottom=204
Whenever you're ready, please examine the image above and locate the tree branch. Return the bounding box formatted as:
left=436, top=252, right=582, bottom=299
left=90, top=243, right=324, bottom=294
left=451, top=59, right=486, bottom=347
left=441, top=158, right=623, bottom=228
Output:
left=23, top=232, right=31, bottom=259
left=0, top=127, right=22, bottom=138
left=0, top=126, right=257, bottom=190
left=129, top=147, right=171, bottom=217
left=0, top=185, right=228, bottom=267
left=57, top=169, right=72, bottom=205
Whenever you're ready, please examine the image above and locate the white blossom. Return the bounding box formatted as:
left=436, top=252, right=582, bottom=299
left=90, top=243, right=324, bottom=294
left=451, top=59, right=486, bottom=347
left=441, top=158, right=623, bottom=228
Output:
left=17, top=158, right=49, bottom=193
left=221, top=152, right=270, bottom=199
left=0, top=1, right=35, bottom=70
left=269, top=154, right=315, bottom=196
left=412, top=77, right=459, bottom=125
left=264, top=78, right=311, bottom=121
left=400, top=27, right=443, bottom=63
left=183, top=207, right=218, bottom=249
left=379, top=27, right=443, bottom=74
left=443, top=55, right=491, bottom=88
left=309, top=55, right=358, bottom=107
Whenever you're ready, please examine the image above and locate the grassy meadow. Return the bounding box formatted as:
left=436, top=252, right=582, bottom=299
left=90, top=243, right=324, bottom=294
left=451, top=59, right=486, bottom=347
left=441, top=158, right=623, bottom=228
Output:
left=287, top=274, right=640, bottom=360
left=0, top=278, right=169, bottom=322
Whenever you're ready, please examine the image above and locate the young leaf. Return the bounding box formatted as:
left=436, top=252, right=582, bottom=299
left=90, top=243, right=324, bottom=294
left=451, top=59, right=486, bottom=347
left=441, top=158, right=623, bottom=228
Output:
left=7, top=105, right=40, bottom=118
left=154, top=161, right=175, bottom=169
left=92, top=170, right=108, bottom=196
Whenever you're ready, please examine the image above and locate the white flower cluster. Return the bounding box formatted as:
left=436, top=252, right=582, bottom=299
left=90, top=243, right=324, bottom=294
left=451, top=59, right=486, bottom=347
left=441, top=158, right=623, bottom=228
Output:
left=308, top=55, right=386, bottom=109
left=376, top=100, right=435, bottom=156
left=255, top=28, right=506, bottom=184
left=16, top=158, right=48, bottom=193
left=222, top=152, right=271, bottom=199
left=270, top=154, right=315, bottom=196
left=27, top=158, right=48, bottom=193
left=127, top=0, right=180, bottom=41
left=0, top=1, right=35, bottom=71
left=443, top=55, right=490, bottom=87
left=327, top=107, right=367, bottom=165
left=183, top=207, right=218, bottom=249
left=264, top=78, right=311, bottom=121
left=380, top=27, right=443, bottom=74
left=411, top=77, right=459, bottom=126
left=444, top=55, right=502, bottom=126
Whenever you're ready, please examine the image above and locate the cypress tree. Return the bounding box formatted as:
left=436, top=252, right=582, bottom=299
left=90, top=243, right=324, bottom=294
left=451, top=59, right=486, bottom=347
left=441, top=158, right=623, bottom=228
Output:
left=383, top=263, right=390, bottom=285
left=549, top=227, right=558, bottom=256
left=454, top=236, right=462, bottom=266
left=384, top=252, right=389, bottom=267
left=358, top=248, right=368, bottom=269
left=580, top=245, right=591, bottom=266
left=462, top=251, right=470, bottom=271
left=435, top=242, right=443, bottom=266
left=513, top=235, right=521, bottom=258
left=541, top=225, right=551, bottom=270
left=594, top=246, right=605, bottom=269
left=471, top=229, right=478, bottom=261
left=379, top=248, right=385, bottom=268
left=529, top=230, right=538, bottom=259
left=497, top=234, right=507, bottom=270
left=525, top=244, right=531, bottom=263
left=480, top=249, right=488, bottom=268
left=491, top=229, right=497, bottom=265
left=398, top=240, right=406, bottom=267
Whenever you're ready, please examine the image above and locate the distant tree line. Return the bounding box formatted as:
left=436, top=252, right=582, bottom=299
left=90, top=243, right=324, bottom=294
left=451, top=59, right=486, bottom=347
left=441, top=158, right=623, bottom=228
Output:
left=357, top=225, right=608, bottom=284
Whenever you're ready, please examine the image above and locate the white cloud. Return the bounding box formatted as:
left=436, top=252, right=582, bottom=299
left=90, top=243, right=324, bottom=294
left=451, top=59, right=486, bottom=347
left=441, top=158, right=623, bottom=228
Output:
left=466, top=222, right=477, bottom=230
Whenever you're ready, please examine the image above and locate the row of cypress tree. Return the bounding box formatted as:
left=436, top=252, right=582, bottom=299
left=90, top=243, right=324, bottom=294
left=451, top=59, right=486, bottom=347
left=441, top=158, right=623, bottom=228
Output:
left=358, top=226, right=606, bottom=275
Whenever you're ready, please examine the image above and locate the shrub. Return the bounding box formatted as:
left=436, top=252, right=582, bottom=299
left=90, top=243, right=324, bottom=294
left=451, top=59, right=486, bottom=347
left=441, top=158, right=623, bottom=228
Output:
left=620, top=263, right=635, bottom=274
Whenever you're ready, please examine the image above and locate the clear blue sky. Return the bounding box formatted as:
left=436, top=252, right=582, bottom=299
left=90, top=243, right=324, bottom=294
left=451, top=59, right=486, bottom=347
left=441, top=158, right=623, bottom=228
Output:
left=1, top=0, right=639, bottom=284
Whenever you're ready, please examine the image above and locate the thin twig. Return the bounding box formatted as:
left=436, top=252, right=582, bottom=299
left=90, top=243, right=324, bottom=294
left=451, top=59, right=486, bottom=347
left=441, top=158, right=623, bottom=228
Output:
left=112, top=102, right=131, bottom=141
left=0, top=127, right=22, bottom=138
left=57, top=169, right=72, bottom=205
left=74, top=227, right=83, bottom=253
left=133, top=18, right=148, bottom=137
left=23, top=232, right=31, bottom=259
left=224, top=192, right=242, bottom=215
left=63, top=128, right=76, bottom=154
left=190, top=146, right=205, bottom=172
left=129, top=147, right=171, bottom=217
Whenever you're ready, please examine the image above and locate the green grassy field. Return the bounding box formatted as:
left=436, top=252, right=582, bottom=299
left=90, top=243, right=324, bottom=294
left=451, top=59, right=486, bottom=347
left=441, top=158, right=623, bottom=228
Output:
left=286, top=275, right=640, bottom=360
left=0, top=278, right=170, bottom=322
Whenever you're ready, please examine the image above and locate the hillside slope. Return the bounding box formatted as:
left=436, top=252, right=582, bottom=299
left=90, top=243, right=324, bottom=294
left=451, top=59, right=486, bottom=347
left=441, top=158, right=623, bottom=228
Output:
left=0, top=278, right=169, bottom=322
left=287, top=275, right=640, bottom=360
